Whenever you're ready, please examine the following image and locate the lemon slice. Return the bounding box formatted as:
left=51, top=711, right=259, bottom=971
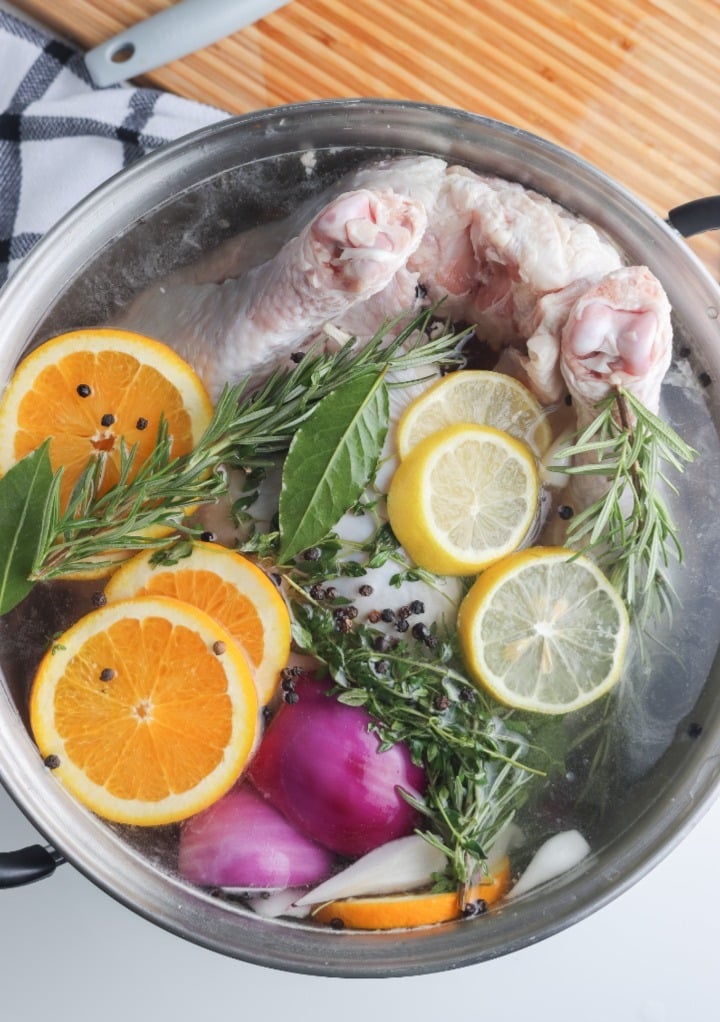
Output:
left=458, top=547, right=630, bottom=714
left=396, top=370, right=552, bottom=459
left=387, top=423, right=539, bottom=575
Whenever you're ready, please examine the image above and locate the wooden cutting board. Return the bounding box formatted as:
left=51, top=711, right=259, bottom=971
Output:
left=12, top=0, right=720, bottom=267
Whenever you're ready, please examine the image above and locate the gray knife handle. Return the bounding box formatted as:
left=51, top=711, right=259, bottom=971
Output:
left=85, top=0, right=290, bottom=88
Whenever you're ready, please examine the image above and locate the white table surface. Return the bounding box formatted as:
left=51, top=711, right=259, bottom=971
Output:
left=2, top=3, right=720, bottom=1018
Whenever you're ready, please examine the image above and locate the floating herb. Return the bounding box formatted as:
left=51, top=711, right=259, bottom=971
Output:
left=0, top=442, right=55, bottom=615
left=552, top=387, right=697, bottom=621
left=277, top=370, right=390, bottom=563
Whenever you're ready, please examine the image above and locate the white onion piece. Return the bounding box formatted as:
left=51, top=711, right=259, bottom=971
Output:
left=506, top=829, right=591, bottom=899
left=539, top=428, right=575, bottom=489
left=295, top=834, right=447, bottom=907
left=178, top=783, right=336, bottom=889
left=483, top=821, right=524, bottom=875
left=244, top=888, right=312, bottom=920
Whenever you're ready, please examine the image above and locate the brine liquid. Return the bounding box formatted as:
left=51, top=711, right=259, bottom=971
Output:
left=2, top=149, right=720, bottom=922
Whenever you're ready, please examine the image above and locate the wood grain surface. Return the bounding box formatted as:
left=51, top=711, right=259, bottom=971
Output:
left=12, top=0, right=720, bottom=267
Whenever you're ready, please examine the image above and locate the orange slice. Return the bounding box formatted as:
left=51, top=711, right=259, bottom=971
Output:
left=30, top=595, right=258, bottom=825
left=0, top=328, right=213, bottom=510
left=104, top=544, right=291, bottom=705
left=313, top=856, right=511, bottom=930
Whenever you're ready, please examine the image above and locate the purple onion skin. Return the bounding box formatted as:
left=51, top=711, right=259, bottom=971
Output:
left=248, top=675, right=427, bottom=857
left=177, top=782, right=336, bottom=888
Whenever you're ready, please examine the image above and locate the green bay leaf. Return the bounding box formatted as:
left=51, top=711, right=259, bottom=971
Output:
left=277, top=371, right=389, bottom=563
left=0, top=442, right=55, bottom=615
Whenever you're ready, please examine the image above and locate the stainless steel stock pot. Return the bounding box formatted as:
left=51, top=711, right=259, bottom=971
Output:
left=1, top=100, right=720, bottom=977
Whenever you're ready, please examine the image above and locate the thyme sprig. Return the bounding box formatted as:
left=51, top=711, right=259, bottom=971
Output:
left=30, top=310, right=466, bottom=582
left=552, top=387, right=696, bottom=621
left=291, top=600, right=541, bottom=894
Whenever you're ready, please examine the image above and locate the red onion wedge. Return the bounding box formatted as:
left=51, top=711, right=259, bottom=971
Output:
left=248, top=674, right=427, bottom=857
left=177, top=782, right=336, bottom=889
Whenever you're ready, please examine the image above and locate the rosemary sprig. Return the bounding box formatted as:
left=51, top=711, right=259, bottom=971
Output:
left=30, top=310, right=466, bottom=581
left=552, top=387, right=697, bottom=621
left=290, top=599, right=540, bottom=894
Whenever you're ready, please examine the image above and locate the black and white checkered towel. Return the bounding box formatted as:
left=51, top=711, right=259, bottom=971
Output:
left=0, top=8, right=227, bottom=289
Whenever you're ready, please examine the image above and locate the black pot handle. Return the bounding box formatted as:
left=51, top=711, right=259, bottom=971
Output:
left=667, top=196, right=720, bottom=237
left=0, top=844, right=65, bottom=888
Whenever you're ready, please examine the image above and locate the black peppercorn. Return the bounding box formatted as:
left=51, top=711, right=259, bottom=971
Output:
left=283, top=690, right=300, bottom=704
left=329, top=917, right=345, bottom=930
left=462, top=899, right=487, bottom=917
left=324, top=586, right=337, bottom=600
left=395, top=618, right=409, bottom=633
left=412, top=622, right=430, bottom=642
left=688, top=721, right=703, bottom=738
left=99, top=667, right=116, bottom=682
left=91, top=591, right=107, bottom=608
left=380, top=608, right=395, bottom=623
left=558, top=505, right=574, bottom=520
left=43, top=754, right=61, bottom=770
left=358, top=584, right=374, bottom=597
left=373, top=634, right=392, bottom=652
left=100, top=413, right=116, bottom=427
left=303, top=547, right=322, bottom=561
left=290, top=351, right=305, bottom=363
left=200, top=531, right=215, bottom=542
left=76, top=384, right=91, bottom=397
left=409, top=600, right=425, bottom=615
left=309, top=584, right=326, bottom=600
left=699, top=371, right=712, bottom=388
left=136, top=417, right=148, bottom=430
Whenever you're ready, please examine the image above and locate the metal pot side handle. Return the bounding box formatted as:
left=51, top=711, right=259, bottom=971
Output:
left=667, top=196, right=720, bottom=237
left=0, top=844, right=65, bottom=888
